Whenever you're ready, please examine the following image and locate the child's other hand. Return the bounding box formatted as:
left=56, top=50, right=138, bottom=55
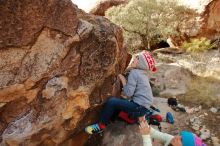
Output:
left=120, top=92, right=129, bottom=99
left=118, top=74, right=127, bottom=86
left=139, top=121, right=151, bottom=135
left=170, top=136, right=182, bottom=146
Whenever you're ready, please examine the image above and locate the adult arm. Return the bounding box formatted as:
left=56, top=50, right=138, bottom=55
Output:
left=140, top=121, right=153, bottom=146
left=150, top=127, right=174, bottom=146
left=142, top=135, right=153, bottom=146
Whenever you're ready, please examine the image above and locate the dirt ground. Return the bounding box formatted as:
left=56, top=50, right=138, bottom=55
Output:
left=160, top=97, right=220, bottom=146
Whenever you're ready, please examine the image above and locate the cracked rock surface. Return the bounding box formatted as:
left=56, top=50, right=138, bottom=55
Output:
left=0, top=0, right=129, bottom=145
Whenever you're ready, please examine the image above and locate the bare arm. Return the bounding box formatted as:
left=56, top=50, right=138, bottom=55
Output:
left=117, top=74, right=129, bottom=99
left=150, top=127, right=174, bottom=146
left=118, top=74, right=127, bottom=86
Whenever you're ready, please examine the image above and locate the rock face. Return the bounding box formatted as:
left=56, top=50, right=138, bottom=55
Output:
left=0, top=0, right=129, bottom=145
left=200, top=0, right=220, bottom=39
left=153, top=63, right=192, bottom=97
left=89, top=0, right=128, bottom=16
left=153, top=51, right=220, bottom=106
left=102, top=122, right=143, bottom=146
left=169, top=0, right=220, bottom=46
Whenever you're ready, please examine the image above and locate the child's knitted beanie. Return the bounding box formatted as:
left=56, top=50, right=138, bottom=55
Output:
left=137, top=51, right=156, bottom=72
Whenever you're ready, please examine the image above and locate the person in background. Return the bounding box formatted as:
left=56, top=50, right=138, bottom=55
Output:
left=139, top=120, right=206, bottom=146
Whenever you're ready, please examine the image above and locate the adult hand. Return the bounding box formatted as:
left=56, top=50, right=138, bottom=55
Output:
left=139, top=121, right=151, bottom=135
left=138, top=116, right=146, bottom=122
left=170, top=136, right=182, bottom=146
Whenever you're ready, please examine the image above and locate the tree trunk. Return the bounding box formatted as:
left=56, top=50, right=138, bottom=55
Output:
left=140, top=35, right=150, bottom=50
left=147, top=38, right=151, bottom=49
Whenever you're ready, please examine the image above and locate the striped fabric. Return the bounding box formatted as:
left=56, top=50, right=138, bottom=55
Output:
left=85, top=123, right=104, bottom=134
left=142, top=51, right=157, bottom=72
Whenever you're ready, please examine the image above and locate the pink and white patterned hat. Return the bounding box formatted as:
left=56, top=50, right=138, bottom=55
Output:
left=137, top=51, right=157, bottom=72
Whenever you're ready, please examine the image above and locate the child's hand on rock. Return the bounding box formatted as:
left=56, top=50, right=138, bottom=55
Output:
left=118, top=74, right=127, bottom=86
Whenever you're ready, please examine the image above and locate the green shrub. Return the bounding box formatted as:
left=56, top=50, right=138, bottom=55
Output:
left=152, top=87, right=160, bottom=97
left=182, top=37, right=216, bottom=53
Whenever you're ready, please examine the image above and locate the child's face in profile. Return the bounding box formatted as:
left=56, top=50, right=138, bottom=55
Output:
left=130, top=55, right=139, bottom=68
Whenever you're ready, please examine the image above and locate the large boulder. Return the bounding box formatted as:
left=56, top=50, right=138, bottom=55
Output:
left=165, top=0, right=218, bottom=47
left=89, top=0, right=128, bottom=16
left=153, top=64, right=191, bottom=97
left=178, top=0, right=220, bottom=46
left=153, top=51, right=220, bottom=106
left=199, top=0, right=220, bottom=39
left=0, top=0, right=129, bottom=145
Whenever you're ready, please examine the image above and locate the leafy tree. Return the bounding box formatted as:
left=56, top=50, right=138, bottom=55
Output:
left=106, top=0, right=198, bottom=52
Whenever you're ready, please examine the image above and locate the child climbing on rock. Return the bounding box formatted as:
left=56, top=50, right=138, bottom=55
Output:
left=85, top=51, right=157, bottom=134
left=139, top=120, right=207, bottom=146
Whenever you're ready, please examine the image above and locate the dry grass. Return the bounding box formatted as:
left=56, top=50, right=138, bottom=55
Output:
left=179, top=76, right=220, bottom=107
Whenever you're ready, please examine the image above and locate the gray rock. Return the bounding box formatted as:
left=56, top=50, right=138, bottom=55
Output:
left=192, top=124, right=200, bottom=131
left=210, top=107, right=218, bottom=113
left=200, top=126, right=211, bottom=140
left=102, top=121, right=143, bottom=146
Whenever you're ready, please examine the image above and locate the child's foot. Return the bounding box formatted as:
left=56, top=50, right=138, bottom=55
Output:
left=84, top=123, right=105, bottom=134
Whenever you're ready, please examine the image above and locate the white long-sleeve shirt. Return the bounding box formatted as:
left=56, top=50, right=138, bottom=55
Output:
left=142, top=127, right=174, bottom=146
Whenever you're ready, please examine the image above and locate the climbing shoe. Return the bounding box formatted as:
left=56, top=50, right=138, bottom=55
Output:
left=85, top=123, right=105, bottom=134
